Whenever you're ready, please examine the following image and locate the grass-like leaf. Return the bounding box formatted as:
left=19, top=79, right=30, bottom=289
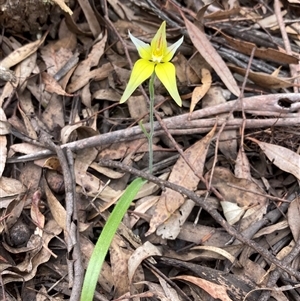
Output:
left=80, top=177, right=146, bottom=301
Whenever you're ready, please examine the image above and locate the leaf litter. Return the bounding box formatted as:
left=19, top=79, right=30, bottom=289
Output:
left=0, top=0, right=299, bottom=300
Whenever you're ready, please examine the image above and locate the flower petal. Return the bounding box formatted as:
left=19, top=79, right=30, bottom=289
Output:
left=129, top=31, right=152, bottom=60
left=155, top=62, right=182, bottom=106
left=163, top=36, right=184, bottom=62
left=120, top=59, right=155, bottom=103
left=150, top=21, right=168, bottom=62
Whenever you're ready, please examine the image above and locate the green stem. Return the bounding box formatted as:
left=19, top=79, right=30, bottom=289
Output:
left=148, top=72, right=155, bottom=174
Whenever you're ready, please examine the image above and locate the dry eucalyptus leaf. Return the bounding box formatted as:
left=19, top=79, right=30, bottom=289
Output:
left=221, top=29, right=298, bottom=65
left=92, top=88, right=121, bottom=102
left=72, top=33, right=107, bottom=83
left=41, top=42, right=75, bottom=76
left=146, top=125, right=216, bottom=236
left=0, top=32, right=47, bottom=69
left=207, top=167, right=267, bottom=225
left=127, top=95, right=148, bottom=119
left=287, top=197, right=300, bottom=241
left=67, top=61, right=127, bottom=93
left=249, top=137, right=300, bottom=180
left=0, top=135, right=7, bottom=178
left=128, top=241, right=161, bottom=283
left=172, top=275, right=233, bottom=301
left=156, top=199, right=195, bottom=240
left=0, top=177, right=26, bottom=209
left=41, top=72, right=73, bottom=97
left=229, top=64, right=294, bottom=89
left=191, top=245, right=239, bottom=265
left=43, top=178, right=66, bottom=230
left=190, top=68, right=212, bottom=112
left=17, top=105, right=37, bottom=140
left=234, top=146, right=252, bottom=180
left=110, top=237, right=131, bottom=297
left=184, top=16, right=240, bottom=96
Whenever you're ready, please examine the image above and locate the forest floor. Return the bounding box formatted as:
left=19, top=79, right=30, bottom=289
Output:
left=0, top=0, right=299, bottom=300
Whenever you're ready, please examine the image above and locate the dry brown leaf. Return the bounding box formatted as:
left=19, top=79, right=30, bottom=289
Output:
left=42, top=94, right=65, bottom=131
left=77, top=0, right=100, bottom=37
left=19, top=89, right=35, bottom=115
left=221, top=31, right=299, bottom=65
left=0, top=64, right=20, bottom=106
left=19, top=53, right=37, bottom=92
left=19, top=163, right=42, bottom=199
left=257, top=10, right=286, bottom=28
left=177, top=221, right=232, bottom=247
left=253, top=220, right=289, bottom=239
left=2, top=198, right=26, bottom=233
left=173, top=53, right=200, bottom=86
left=127, top=95, right=148, bottom=119
left=71, top=33, right=107, bottom=82
left=0, top=110, right=7, bottom=177
left=248, top=137, right=300, bottom=180
left=204, top=6, right=240, bottom=20
left=130, top=196, right=159, bottom=228
left=110, top=237, right=131, bottom=297
left=43, top=178, right=66, bottom=230
left=235, top=146, right=252, bottom=180
left=0, top=32, right=47, bottom=69
left=183, top=16, right=240, bottom=96
left=173, top=275, right=233, bottom=301
left=287, top=197, right=300, bottom=241
left=190, top=68, right=212, bottom=112
left=75, top=147, right=98, bottom=183
left=98, top=138, right=157, bottom=160
left=0, top=177, right=26, bottom=209
left=31, top=189, right=45, bottom=231
left=90, top=162, right=124, bottom=179
left=92, top=88, right=121, bottom=102
left=67, top=61, right=127, bottom=93
left=191, top=245, right=239, bottom=265
left=229, top=64, right=295, bottom=89
left=61, top=124, right=98, bottom=144
left=18, top=104, right=38, bottom=140
left=128, top=241, right=161, bottom=284
left=0, top=136, right=7, bottom=177
left=41, top=72, right=73, bottom=97
left=40, top=46, right=74, bottom=77
left=0, top=110, right=10, bottom=135
left=156, top=199, right=195, bottom=239
left=146, top=125, right=216, bottom=236
left=9, top=143, right=47, bottom=158
left=208, top=167, right=267, bottom=225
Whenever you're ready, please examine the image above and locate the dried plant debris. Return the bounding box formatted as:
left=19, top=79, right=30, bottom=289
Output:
left=0, top=0, right=299, bottom=300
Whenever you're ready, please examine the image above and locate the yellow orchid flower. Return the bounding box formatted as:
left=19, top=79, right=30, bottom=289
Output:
left=120, top=21, right=183, bottom=106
